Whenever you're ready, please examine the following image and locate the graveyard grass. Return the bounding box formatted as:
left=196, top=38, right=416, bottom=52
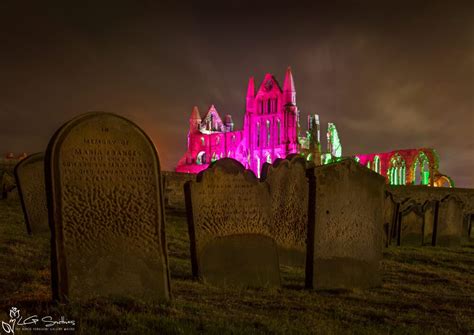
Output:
left=0, top=199, right=473, bottom=335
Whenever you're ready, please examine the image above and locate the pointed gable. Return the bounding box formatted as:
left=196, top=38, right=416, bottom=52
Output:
left=256, top=73, right=283, bottom=97
left=200, top=105, right=226, bottom=133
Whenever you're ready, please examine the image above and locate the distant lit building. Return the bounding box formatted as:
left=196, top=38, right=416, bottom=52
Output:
left=176, top=68, right=453, bottom=187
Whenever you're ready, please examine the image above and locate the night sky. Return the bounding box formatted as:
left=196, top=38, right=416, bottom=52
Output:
left=0, top=1, right=472, bottom=187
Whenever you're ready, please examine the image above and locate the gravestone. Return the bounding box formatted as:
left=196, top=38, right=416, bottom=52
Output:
left=436, top=195, right=464, bottom=247
left=383, top=192, right=398, bottom=247
left=399, top=206, right=424, bottom=246
left=162, top=171, right=196, bottom=211
left=45, top=112, right=170, bottom=302
left=422, top=201, right=436, bottom=245
left=261, top=156, right=308, bottom=267
left=462, top=214, right=471, bottom=244
left=306, top=159, right=385, bottom=290
left=1, top=172, right=16, bottom=199
left=14, top=153, right=49, bottom=234
left=185, top=158, right=280, bottom=288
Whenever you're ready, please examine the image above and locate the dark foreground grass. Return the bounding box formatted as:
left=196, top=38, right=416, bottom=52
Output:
left=0, top=199, right=473, bottom=334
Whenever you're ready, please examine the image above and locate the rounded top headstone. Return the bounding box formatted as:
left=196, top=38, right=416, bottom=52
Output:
left=45, top=111, right=170, bottom=302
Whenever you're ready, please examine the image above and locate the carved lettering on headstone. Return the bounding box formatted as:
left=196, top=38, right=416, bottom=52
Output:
left=261, top=156, right=308, bottom=266
left=185, top=158, right=280, bottom=288
left=46, top=112, right=170, bottom=302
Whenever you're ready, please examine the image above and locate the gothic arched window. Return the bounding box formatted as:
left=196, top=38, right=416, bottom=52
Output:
left=266, top=120, right=271, bottom=146
left=277, top=119, right=281, bottom=144
left=374, top=155, right=381, bottom=173
left=256, top=122, right=260, bottom=147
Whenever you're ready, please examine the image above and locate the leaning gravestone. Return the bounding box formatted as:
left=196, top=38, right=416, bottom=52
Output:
left=436, top=195, right=464, bottom=247
left=45, top=112, right=170, bottom=302
left=306, top=159, right=385, bottom=290
left=261, top=156, right=308, bottom=267
left=399, top=206, right=424, bottom=246
left=184, top=158, right=280, bottom=288
left=14, top=153, right=49, bottom=234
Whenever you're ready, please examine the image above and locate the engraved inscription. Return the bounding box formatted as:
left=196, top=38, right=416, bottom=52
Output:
left=191, top=168, right=272, bottom=252
left=49, top=113, right=169, bottom=301
left=265, top=158, right=308, bottom=251
left=186, top=159, right=279, bottom=287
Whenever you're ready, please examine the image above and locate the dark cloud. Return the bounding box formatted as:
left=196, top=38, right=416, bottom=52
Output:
left=0, top=0, right=472, bottom=187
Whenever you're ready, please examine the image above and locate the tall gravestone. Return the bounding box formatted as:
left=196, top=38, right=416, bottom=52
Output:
left=45, top=112, right=170, bottom=302
left=184, top=158, right=280, bottom=288
left=436, top=195, right=464, bottom=247
left=306, top=159, right=385, bottom=290
left=261, top=156, right=308, bottom=267
left=14, top=153, right=49, bottom=234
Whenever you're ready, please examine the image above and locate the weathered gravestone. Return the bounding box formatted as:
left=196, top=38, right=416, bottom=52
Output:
left=184, top=158, right=280, bottom=288
left=261, top=156, right=308, bottom=267
left=399, top=205, right=424, bottom=246
left=14, top=153, right=49, bottom=234
left=45, top=112, right=170, bottom=302
left=306, top=159, right=385, bottom=290
left=435, top=195, right=464, bottom=247
left=422, top=201, right=437, bottom=245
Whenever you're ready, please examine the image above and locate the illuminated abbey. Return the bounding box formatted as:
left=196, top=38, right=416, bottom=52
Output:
left=176, top=67, right=453, bottom=187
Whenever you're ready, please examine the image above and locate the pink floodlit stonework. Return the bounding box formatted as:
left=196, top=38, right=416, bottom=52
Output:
left=176, top=67, right=453, bottom=187
left=176, top=67, right=299, bottom=177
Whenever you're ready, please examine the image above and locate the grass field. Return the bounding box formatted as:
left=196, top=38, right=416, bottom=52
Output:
left=0, top=198, right=473, bottom=334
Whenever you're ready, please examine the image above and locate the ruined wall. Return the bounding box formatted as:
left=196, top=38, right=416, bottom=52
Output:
left=389, top=186, right=474, bottom=214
